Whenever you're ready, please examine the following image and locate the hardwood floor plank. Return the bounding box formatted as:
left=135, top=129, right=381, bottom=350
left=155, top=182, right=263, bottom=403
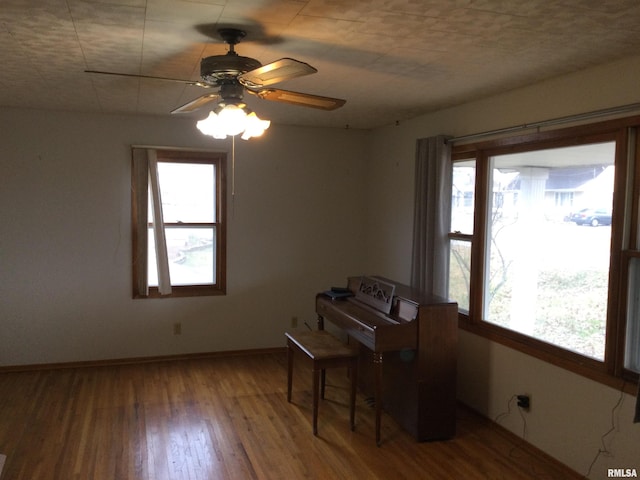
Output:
left=0, top=352, right=580, bottom=480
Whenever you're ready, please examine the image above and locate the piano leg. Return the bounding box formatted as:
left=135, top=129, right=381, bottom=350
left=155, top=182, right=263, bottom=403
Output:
left=312, top=367, right=320, bottom=435
left=317, top=315, right=326, bottom=400
left=374, top=351, right=383, bottom=446
left=349, top=363, right=357, bottom=431
left=287, top=341, right=293, bottom=403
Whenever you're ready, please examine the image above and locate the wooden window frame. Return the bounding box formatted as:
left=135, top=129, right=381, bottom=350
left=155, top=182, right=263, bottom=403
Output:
left=451, top=116, right=640, bottom=393
left=131, top=149, right=227, bottom=299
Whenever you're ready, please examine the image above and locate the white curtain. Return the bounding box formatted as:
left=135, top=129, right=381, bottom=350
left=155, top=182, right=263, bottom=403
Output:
left=410, top=135, right=452, bottom=298
left=132, top=148, right=172, bottom=296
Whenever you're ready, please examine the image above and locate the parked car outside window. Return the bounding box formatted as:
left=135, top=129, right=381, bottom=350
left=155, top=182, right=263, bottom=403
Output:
left=569, top=207, right=612, bottom=226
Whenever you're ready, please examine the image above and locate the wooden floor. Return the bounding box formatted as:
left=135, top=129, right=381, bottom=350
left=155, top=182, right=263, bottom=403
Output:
left=0, top=351, right=581, bottom=480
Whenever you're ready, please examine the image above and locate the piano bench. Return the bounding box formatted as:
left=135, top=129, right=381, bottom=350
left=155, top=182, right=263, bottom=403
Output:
left=285, top=330, right=358, bottom=436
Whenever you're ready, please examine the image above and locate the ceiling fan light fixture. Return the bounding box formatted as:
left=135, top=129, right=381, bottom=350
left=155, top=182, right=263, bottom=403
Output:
left=241, top=112, right=271, bottom=140
left=196, top=110, right=227, bottom=139
left=217, top=104, right=249, bottom=136
left=196, top=103, right=270, bottom=140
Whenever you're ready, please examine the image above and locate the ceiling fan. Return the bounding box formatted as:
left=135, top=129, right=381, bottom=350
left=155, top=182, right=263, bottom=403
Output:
left=85, top=28, right=346, bottom=115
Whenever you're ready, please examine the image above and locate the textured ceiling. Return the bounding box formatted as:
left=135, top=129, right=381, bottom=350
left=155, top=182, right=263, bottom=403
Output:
left=1, top=0, right=640, bottom=130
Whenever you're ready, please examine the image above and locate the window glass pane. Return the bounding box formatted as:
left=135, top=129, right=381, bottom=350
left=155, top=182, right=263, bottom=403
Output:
left=484, top=142, right=615, bottom=360
left=625, top=257, right=640, bottom=373
left=449, top=239, right=471, bottom=312
left=452, top=160, right=475, bottom=234
left=156, top=162, right=215, bottom=223
left=148, top=227, right=216, bottom=286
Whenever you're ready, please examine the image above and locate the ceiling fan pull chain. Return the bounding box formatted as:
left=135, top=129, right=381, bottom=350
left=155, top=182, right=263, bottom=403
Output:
left=232, top=134, right=236, bottom=198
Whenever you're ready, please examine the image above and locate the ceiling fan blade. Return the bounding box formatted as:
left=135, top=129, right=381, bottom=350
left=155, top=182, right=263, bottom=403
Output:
left=171, top=93, right=221, bottom=114
left=251, top=88, right=346, bottom=111
left=238, top=58, right=317, bottom=88
left=85, top=70, right=208, bottom=88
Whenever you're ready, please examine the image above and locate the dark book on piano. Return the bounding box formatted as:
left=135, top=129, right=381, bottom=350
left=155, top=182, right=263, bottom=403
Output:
left=323, top=288, right=354, bottom=299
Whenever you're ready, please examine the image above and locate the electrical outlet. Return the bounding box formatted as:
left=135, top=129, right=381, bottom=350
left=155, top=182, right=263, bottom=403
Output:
left=173, top=322, right=182, bottom=335
left=517, top=394, right=530, bottom=410
left=291, top=316, right=298, bottom=328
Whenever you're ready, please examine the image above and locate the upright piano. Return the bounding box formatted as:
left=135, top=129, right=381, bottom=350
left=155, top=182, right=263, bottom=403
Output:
left=315, top=276, right=458, bottom=445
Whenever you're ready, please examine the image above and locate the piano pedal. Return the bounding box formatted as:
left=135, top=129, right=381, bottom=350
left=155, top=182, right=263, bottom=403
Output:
left=365, top=396, right=376, bottom=407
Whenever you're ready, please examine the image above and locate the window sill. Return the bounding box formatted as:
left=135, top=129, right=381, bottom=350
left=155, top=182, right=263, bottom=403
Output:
left=458, top=315, right=638, bottom=395
left=133, top=285, right=226, bottom=299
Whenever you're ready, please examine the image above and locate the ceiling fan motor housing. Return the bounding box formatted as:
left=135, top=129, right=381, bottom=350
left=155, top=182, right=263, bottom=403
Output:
left=200, top=53, right=262, bottom=83
left=218, top=82, right=245, bottom=103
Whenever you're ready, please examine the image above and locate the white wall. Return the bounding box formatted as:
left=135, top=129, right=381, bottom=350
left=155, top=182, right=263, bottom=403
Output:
left=0, top=109, right=369, bottom=365
left=365, top=54, right=640, bottom=478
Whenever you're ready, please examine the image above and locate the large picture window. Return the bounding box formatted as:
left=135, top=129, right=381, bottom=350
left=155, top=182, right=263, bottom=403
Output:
left=449, top=118, right=640, bottom=388
left=131, top=148, right=226, bottom=298
left=485, top=143, right=614, bottom=360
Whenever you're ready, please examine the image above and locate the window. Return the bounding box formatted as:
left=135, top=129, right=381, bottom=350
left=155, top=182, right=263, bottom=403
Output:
left=449, top=117, right=640, bottom=388
left=450, top=160, right=475, bottom=312
left=485, top=144, right=614, bottom=360
left=131, top=148, right=226, bottom=298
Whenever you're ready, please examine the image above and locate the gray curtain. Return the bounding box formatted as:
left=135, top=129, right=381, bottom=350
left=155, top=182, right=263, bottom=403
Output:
left=410, top=135, right=452, bottom=298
